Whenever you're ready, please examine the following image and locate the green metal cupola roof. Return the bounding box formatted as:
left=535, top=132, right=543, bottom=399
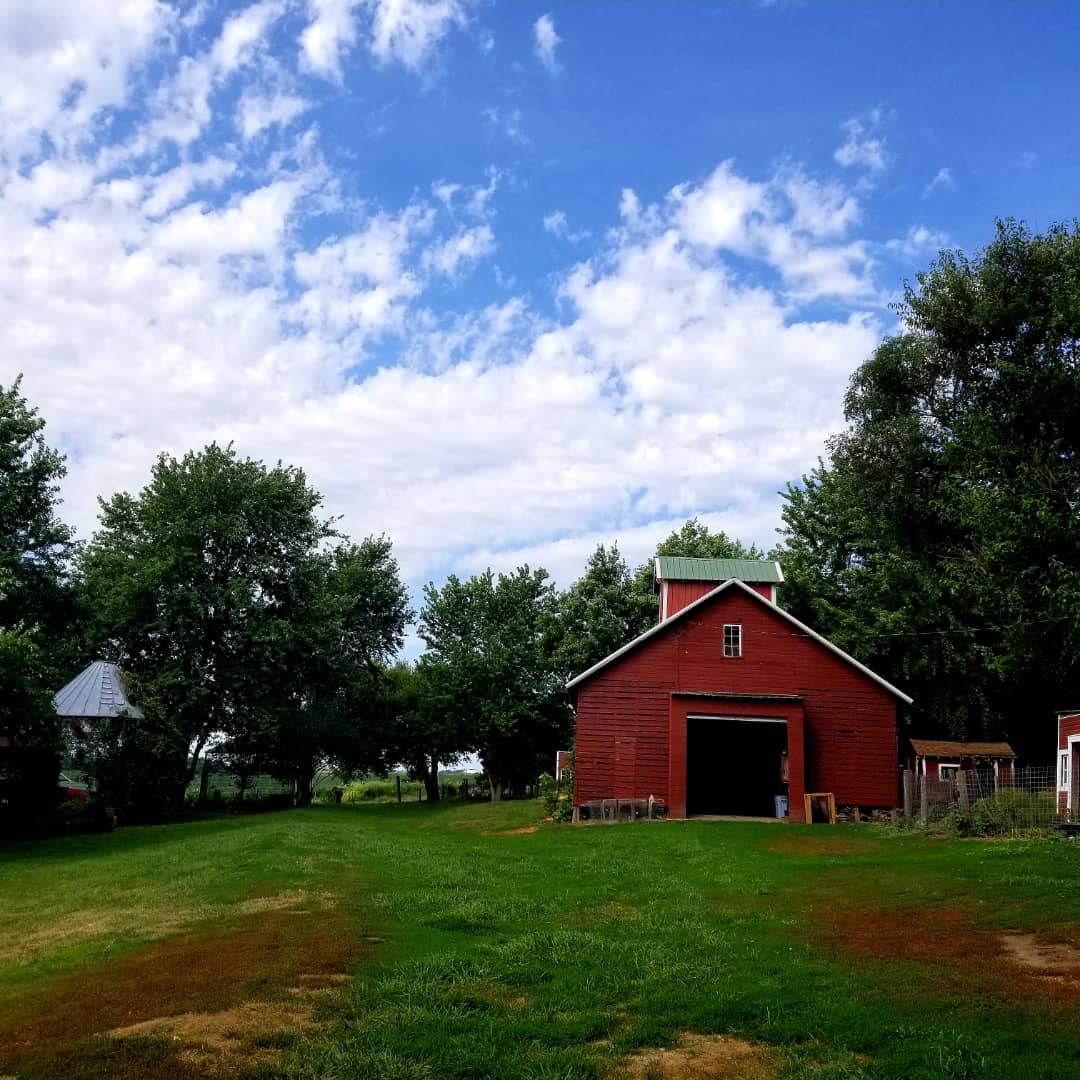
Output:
left=654, top=556, right=784, bottom=584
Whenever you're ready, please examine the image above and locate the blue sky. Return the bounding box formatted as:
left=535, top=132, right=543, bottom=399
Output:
left=1, top=0, right=1077, bottom=611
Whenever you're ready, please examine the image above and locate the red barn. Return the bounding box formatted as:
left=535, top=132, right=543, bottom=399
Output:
left=568, top=558, right=911, bottom=823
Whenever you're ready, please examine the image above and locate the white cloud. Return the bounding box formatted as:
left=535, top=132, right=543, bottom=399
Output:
left=0, top=0, right=170, bottom=160
left=0, top=9, right=887, bottom=605
left=483, top=106, right=528, bottom=145
left=1018, top=151, right=1037, bottom=170
left=147, top=1, right=286, bottom=148
left=885, top=224, right=948, bottom=260
left=366, top=0, right=469, bottom=71
left=533, top=13, right=562, bottom=75
left=543, top=209, right=587, bottom=243
left=299, top=0, right=359, bottom=80
left=300, top=0, right=469, bottom=79
left=922, top=166, right=955, bottom=198
left=237, top=90, right=310, bottom=139
left=834, top=110, right=888, bottom=173
left=423, top=224, right=495, bottom=277
left=671, top=161, right=875, bottom=300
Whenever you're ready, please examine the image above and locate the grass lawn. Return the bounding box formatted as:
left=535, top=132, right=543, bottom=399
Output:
left=3, top=803, right=1080, bottom=1079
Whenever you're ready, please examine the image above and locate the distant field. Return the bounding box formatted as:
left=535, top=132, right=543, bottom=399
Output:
left=3, top=804, right=1080, bottom=1079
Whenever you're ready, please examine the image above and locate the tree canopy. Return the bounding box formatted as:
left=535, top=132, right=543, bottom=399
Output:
left=777, top=220, right=1080, bottom=755
left=419, top=567, right=571, bottom=799
left=0, top=379, right=75, bottom=833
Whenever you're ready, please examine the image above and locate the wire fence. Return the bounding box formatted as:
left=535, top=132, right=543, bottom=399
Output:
left=909, top=766, right=1059, bottom=835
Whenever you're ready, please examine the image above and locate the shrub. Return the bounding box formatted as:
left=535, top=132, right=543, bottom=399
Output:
left=539, top=772, right=573, bottom=822
left=52, top=796, right=116, bottom=834
left=970, top=788, right=1057, bottom=835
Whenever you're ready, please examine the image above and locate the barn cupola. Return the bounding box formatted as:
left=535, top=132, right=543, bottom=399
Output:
left=653, top=557, right=784, bottom=622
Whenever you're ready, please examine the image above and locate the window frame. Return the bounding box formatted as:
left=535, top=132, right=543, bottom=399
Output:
left=723, top=623, right=742, bottom=659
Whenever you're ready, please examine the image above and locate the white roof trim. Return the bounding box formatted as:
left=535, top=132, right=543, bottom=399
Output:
left=566, top=578, right=912, bottom=704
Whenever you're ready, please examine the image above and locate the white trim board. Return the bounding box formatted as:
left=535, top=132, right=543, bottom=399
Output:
left=685, top=714, right=787, bottom=724
left=566, top=577, right=913, bottom=703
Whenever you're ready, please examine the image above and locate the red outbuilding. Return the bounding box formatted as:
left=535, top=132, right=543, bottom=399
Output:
left=1056, top=709, right=1080, bottom=819
left=568, top=557, right=912, bottom=823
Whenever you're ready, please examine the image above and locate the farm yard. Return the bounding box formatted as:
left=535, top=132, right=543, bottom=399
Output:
left=4, top=802, right=1080, bottom=1080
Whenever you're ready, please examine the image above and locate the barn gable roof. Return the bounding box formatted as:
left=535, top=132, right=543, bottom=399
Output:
left=54, top=661, right=144, bottom=720
left=566, top=578, right=913, bottom=703
left=654, top=556, right=783, bottom=584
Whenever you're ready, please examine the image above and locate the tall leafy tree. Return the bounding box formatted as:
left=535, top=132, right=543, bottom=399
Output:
left=253, top=537, right=412, bottom=803
left=545, top=544, right=655, bottom=679
left=0, top=378, right=76, bottom=831
left=0, top=627, right=63, bottom=835
left=0, top=377, right=76, bottom=645
left=380, top=660, right=471, bottom=802
left=630, top=517, right=763, bottom=616
left=79, top=443, right=335, bottom=810
left=419, top=566, right=571, bottom=800
left=777, top=220, right=1080, bottom=757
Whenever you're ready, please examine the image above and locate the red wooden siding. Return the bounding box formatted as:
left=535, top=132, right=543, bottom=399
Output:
left=573, top=588, right=901, bottom=819
left=664, top=579, right=773, bottom=619
left=1059, top=714, right=1080, bottom=817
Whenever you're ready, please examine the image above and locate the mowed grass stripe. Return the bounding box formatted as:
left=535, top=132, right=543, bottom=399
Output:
left=4, top=803, right=1080, bottom=1078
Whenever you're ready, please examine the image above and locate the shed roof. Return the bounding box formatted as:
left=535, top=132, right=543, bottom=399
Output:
left=567, top=577, right=912, bottom=703
left=655, top=556, right=784, bottom=584
left=909, top=739, right=1015, bottom=759
left=54, top=661, right=143, bottom=720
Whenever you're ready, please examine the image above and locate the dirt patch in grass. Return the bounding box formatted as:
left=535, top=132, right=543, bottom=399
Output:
left=1000, top=933, right=1080, bottom=983
left=0, top=906, right=193, bottom=964
left=497, top=824, right=540, bottom=836
left=110, top=999, right=320, bottom=1077
left=0, top=890, right=337, bottom=966
left=766, top=833, right=883, bottom=858
left=800, top=888, right=1080, bottom=1005
left=0, top=900, right=366, bottom=1078
left=609, top=1031, right=778, bottom=1080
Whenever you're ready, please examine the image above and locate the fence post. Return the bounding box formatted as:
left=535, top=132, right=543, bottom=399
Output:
left=903, top=770, right=914, bottom=821
left=920, top=776, right=928, bottom=826
left=957, top=770, right=972, bottom=820
left=396, top=775, right=402, bottom=803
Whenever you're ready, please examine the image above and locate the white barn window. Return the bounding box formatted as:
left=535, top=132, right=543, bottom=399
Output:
left=723, top=624, right=742, bottom=658
left=1060, top=751, right=1070, bottom=791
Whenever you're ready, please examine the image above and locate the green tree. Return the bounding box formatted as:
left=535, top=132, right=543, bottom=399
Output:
left=419, top=567, right=571, bottom=800
left=0, top=627, right=63, bottom=835
left=380, top=661, right=471, bottom=802
left=253, top=538, right=412, bottom=804
left=630, top=517, right=762, bottom=615
left=79, top=443, right=335, bottom=812
left=0, top=378, right=76, bottom=647
left=0, top=378, right=76, bottom=832
left=777, top=220, right=1080, bottom=756
left=544, top=543, right=654, bottom=679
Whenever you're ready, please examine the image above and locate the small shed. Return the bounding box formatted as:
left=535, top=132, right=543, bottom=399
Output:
left=907, top=739, right=1015, bottom=786
left=54, top=661, right=143, bottom=734
left=1056, top=710, right=1080, bottom=818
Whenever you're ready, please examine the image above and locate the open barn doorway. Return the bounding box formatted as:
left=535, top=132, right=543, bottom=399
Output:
left=686, top=715, right=788, bottom=817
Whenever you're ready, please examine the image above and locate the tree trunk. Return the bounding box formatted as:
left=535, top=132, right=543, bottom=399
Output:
left=424, top=756, right=440, bottom=802
left=296, top=771, right=313, bottom=806
left=491, top=779, right=503, bottom=803
left=198, top=757, right=212, bottom=805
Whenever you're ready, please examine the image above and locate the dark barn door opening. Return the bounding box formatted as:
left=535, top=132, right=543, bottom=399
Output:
left=686, top=716, right=787, bottom=817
